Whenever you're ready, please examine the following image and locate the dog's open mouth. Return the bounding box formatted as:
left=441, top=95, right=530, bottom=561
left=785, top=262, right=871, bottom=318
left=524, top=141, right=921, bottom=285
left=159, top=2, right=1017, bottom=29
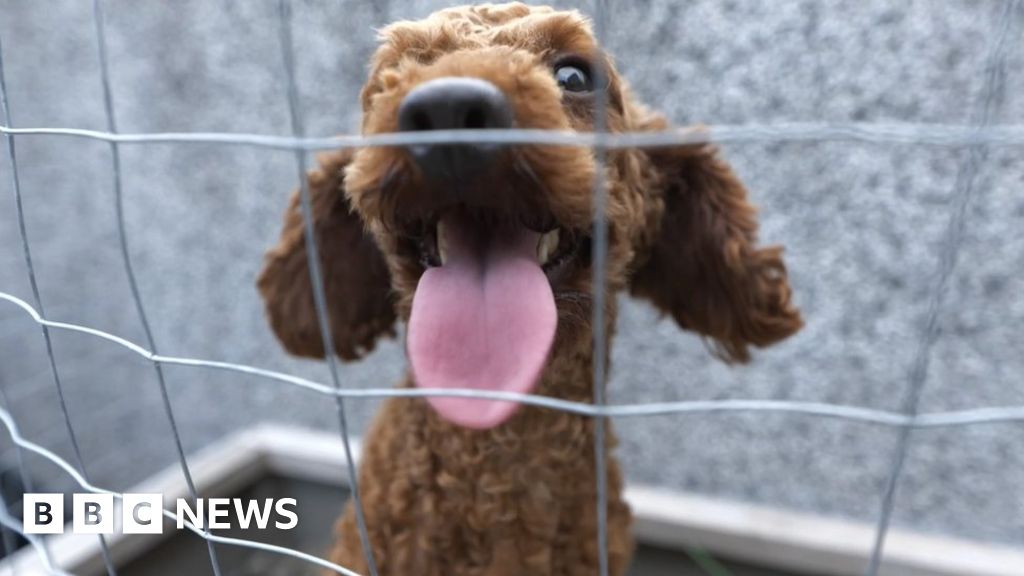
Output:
left=415, top=213, right=585, bottom=276
left=405, top=207, right=588, bottom=429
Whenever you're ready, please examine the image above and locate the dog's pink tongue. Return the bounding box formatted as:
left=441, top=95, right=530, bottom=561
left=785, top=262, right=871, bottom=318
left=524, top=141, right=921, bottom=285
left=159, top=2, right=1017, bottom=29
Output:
left=408, top=215, right=556, bottom=429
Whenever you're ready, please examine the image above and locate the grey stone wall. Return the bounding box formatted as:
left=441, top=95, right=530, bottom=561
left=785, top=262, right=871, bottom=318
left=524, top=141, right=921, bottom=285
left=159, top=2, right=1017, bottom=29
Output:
left=1, top=0, right=1022, bottom=549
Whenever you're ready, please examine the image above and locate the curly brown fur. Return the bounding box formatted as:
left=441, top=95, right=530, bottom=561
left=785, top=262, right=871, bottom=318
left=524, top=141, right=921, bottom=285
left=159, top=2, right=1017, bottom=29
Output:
left=257, top=149, right=396, bottom=361
left=257, top=3, right=802, bottom=575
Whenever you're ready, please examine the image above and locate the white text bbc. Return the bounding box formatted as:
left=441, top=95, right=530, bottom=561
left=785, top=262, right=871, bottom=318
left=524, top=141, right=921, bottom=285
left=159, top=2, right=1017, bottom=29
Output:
left=23, top=494, right=299, bottom=534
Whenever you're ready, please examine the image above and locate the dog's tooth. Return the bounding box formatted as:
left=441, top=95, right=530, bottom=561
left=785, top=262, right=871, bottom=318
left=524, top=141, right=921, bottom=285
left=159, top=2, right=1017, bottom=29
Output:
left=437, top=221, right=448, bottom=265
left=547, top=229, right=560, bottom=254
left=537, top=229, right=559, bottom=265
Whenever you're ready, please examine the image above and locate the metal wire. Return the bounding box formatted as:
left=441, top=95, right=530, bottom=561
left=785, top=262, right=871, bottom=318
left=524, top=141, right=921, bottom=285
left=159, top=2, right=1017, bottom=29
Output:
left=0, top=41, right=55, bottom=576
left=0, top=497, right=71, bottom=576
left=0, top=386, right=166, bottom=469
left=0, top=496, right=16, bottom=576
left=0, top=309, right=1023, bottom=576
left=865, top=1, right=1022, bottom=573
left=2, top=122, right=1024, bottom=150
left=0, top=348, right=122, bottom=409
left=277, top=1, right=378, bottom=573
left=0, top=34, right=117, bottom=576
left=0, top=378, right=50, bottom=575
left=5, top=290, right=1024, bottom=429
left=590, top=0, right=611, bottom=574
left=0, top=406, right=362, bottom=576
left=88, top=1, right=224, bottom=574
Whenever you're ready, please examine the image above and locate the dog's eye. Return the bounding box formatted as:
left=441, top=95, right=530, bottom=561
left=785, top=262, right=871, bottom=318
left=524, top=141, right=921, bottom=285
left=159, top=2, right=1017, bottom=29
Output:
left=554, top=64, right=592, bottom=93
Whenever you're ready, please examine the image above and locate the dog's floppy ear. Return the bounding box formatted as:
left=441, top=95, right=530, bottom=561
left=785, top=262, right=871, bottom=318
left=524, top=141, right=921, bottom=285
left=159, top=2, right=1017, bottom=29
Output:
left=257, top=149, right=396, bottom=361
left=628, top=118, right=802, bottom=363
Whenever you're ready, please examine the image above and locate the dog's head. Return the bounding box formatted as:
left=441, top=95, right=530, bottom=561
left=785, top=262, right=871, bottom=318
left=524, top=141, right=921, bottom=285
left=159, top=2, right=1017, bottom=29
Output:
left=258, top=2, right=802, bottom=429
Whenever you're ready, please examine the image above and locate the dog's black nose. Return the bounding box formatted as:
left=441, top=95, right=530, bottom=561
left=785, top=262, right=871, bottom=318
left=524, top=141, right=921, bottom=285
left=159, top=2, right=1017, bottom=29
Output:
left=397, top=77, right=513, bottom=180
left=399, top=77, right=512, bottom=132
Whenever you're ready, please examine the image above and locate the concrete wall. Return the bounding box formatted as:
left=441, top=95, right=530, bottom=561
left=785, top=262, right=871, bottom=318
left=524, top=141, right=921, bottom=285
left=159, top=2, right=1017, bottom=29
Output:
left=1, top=0, right=1022, bottom=549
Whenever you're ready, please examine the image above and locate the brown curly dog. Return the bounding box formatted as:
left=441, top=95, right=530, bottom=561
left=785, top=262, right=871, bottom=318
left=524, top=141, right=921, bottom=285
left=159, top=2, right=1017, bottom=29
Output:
left=257, top=3, right=802, bottom=575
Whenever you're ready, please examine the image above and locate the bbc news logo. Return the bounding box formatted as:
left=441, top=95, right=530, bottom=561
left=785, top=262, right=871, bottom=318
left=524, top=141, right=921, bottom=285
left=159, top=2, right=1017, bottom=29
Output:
left=23, top=494, right=298, bottom=534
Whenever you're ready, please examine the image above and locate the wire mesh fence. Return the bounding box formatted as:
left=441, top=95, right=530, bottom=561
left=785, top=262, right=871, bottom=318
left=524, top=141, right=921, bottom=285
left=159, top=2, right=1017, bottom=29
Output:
left=1, top=0, right=1023, bottom=575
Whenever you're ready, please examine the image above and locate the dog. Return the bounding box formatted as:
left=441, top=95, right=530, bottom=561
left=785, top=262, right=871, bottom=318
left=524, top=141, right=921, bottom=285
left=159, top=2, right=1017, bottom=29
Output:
left=257, top=3, right=802, bottom=575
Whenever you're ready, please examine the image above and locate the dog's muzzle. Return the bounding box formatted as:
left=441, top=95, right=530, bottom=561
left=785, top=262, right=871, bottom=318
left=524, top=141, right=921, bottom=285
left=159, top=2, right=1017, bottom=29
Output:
left=397, top=77, right=512, bottom=181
